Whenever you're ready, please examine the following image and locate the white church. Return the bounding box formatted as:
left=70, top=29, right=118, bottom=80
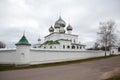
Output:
left=0, top=16, right=119, bottom=66
left=33, top=16, right=85, bottom=50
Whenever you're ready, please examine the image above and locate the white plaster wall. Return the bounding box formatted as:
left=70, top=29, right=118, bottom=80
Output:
left=30, top=49, right=110, bottom=65
left=0, top=48, right=119, bottom=65
left=0, top=49, right=17, bottom=64
left=111, top=47, right=118, bottom=54
left=16, top=45, right=31, bottom=64
left=59, top=40, right=71, bottom=49
left=45, top=33, right=78, bottom=43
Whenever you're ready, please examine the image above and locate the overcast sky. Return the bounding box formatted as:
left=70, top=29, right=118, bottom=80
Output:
left=0, top=0, right=120, bottom=47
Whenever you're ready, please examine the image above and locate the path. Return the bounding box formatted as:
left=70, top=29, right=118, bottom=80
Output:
left=0, top=56, right=120, bottom=80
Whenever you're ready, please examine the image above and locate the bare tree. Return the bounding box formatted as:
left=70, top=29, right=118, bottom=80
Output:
left=97, top=20, right=117, bottom=56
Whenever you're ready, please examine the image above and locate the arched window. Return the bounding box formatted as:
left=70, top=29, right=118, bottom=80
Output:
left=67, top=45, right=70, bottom=49
left=63, top=45, right=65, bottom=49
left=50, top=46, right=52, bottom=49
left=80, top=46, right=81, bottom=49
left=77, top=46, right=79, bottom=49
left=72, top=45, right=75, bottom=49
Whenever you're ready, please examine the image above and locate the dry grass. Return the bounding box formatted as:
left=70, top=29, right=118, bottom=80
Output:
left=100, top=68, right=120, bottom=80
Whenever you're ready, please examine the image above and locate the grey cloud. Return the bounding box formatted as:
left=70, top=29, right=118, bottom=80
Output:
left=0, top=0, right=120, bottom=48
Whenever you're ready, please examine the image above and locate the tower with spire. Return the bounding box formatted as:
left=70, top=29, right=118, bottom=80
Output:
left=15, top=33, right=31, bottom=65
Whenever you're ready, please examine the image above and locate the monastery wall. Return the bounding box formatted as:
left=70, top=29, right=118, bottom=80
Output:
left=29, top=49, right=110, bottom=65
left=0, top=48, right=119, bottom=65
left=0, top=49, right=17, bottom=64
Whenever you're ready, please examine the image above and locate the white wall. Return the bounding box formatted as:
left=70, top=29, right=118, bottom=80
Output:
left=29, top=49, right=110, bottom=65
left=0, top=48, right=119, bottom=65
left=45, top=33, right=78, bottom=43
left=16, top=45, right=31, bottom=64
left=0, top=49, right=17, bottom=64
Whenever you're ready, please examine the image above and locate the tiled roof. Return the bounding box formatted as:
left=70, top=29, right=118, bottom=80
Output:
left=16, top=35, right=30, bottom=45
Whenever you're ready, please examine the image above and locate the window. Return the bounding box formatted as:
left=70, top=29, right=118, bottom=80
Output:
left=63, top=45, right=65, bottom=49
left=67, top=45, right=70, bottom=49
left=112, top=51, right=114, bottom=53
left=80, top=46, right=81, bottom=49
left=72, top=45, right=75, bottom=49
left=50, top=46, right=52, bottom=49
left=77, top=46, right=79, bottom=49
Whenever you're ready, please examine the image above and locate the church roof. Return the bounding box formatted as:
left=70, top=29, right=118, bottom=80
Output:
left=43, top=40, right=60, bottom=45
left=16, top=35, right=31, bottom=45
left=67, top=24, right=73, bottom=31
left=71, top=43, right=86, bottom=46
left=58, top=39, right=71, bottom=41
left=49, top=26, right=54, bottom=32
left=54, top=16, right=66, bottom=28
left=44, top=32, right=78, bottom=38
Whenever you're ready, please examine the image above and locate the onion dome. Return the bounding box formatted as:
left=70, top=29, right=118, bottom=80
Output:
left=54, top=24, right=60, bottom=28
left=16, top=34, right=31, bottom=45
left=49, top=26, right=54, bottom=32
left=67, top=24, right=73, bottom=31
left=54, top=16, right=66, bottom=28
left=59, top=29, right=65, bottom=33
left=38, top=38, right=41, bottom=41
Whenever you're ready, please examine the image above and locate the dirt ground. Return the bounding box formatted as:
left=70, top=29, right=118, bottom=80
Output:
left=0, top=56, right=120, bottom=80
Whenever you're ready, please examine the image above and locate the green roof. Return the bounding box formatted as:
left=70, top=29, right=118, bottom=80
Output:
left=43, top=40, right=60, bottom=45
left=16, top=35, right=30, bottom=45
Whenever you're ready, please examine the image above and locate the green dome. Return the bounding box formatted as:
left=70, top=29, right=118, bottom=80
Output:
left=16, top=35, right=30, bottom=45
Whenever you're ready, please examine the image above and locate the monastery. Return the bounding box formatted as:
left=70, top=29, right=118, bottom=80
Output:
left=33, top=16, right=85, bottom=50
left=0, top=16, right=119, bottom=65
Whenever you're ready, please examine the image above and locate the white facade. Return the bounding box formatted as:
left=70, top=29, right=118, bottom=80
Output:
left=44, top=33, right=78, bottom=43
left=34, top=17, right=85, bottom=51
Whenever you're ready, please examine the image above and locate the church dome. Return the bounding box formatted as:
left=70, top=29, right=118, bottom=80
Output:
left=49, top=26, right=54, bottom=32
left=67, top=24, right=73, bottom=31
left=38, top=38, right=41, bottom=41
left=54, top=16, right=66, bottom=28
